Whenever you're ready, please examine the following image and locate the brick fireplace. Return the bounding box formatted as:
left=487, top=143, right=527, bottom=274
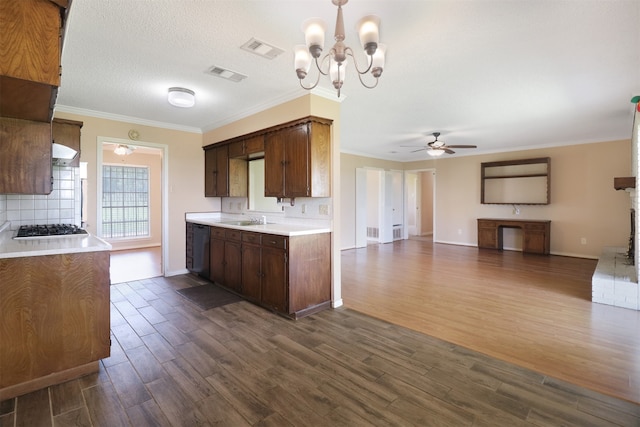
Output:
left=592, top=179, right=638, bottom=310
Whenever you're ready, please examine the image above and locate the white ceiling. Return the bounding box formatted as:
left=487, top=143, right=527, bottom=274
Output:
left=56, top=0, right=640, bottom=161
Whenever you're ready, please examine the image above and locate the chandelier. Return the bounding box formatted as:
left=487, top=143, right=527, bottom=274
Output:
left=294, top=0, right=386, bottom=97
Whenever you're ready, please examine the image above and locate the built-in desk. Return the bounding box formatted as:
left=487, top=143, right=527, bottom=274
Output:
left=477, top=218, right=551, bottom=255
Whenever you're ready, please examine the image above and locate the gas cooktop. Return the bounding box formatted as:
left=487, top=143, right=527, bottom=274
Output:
left=15, top=224, right=88, bottom=239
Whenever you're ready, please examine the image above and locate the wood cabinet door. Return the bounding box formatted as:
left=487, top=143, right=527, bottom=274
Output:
left=523, top=231, right=547, bottom=255
left=185, top=223, right=194, bottom=271
left=283, top=124, right=310, bottom=197
left=204, top=145, right=229, bottom=197
left=224, top=240, right=242, bottom=292
left=209, top=237, right=225, bottom=285
left=244, top=135, right=264, bottom=155
left=204, top=148, right=216, bottom=197
left=215, top=145, right=229, bottom=196
left=264, top=131, right=286, bottom=197
left=477, top=221, right=498, bottom=249
left=241, top=244, right=262, bottom=302
left=0, top=117, right=52, bottom=194
left=261, top=246, right=288, bottom=313
left=52, top=119, right=82, bottom=167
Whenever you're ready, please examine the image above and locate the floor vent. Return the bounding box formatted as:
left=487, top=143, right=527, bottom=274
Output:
left=393, top=226, right=403, bottom=240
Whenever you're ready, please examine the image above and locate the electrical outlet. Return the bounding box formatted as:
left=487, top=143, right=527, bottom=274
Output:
left=319, top=204, right=329, bottom=215
left=581, top=237, right=587, bottom=245
left=301, top=204, right=306, bottom=214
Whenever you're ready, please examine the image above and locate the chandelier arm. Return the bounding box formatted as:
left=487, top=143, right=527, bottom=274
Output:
left=298, top=67, right=323, bottom=91
left=355, top=71, right=379, bottom=89
left=345, top=50, right=379, bottom=89
left=345, top=48, right=373, bottom=75
left=315, top=54, right=331, bottom=76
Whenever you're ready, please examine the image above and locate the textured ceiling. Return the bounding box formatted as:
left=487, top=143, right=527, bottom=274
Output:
left=55, top=0, right=640, bottom=161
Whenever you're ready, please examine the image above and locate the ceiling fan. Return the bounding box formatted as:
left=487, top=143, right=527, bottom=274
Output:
left=409, top=132, right=477, bottom=156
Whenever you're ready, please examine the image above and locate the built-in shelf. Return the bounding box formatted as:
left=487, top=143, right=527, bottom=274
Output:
left=481, top=157, right=550, bottom=205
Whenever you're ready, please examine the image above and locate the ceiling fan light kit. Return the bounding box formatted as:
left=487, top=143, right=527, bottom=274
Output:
left=294, top=0, right=386, bottom=97
left=405, top=132, right=478, bottom=156
left=114, top=144, right=135, bottom=156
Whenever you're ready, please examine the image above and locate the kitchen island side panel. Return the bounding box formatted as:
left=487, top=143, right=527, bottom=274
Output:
left=0, top=251, right=110, bottom=397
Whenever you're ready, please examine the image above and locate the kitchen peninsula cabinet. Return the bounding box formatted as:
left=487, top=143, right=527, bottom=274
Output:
left=264, top=117, right=331, bottom=199
left=241, top=232, right=288, bottom=313
left=0, top=117, right=53, bottom=194
left=0, top=250, right=111, bottom=400
left=190, top=222, right=331, bottom=318
left=0, top=0, right=70, bottom=122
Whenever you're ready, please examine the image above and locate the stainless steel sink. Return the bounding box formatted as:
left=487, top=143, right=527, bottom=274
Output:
left=218, top=220, right=257, bottom=226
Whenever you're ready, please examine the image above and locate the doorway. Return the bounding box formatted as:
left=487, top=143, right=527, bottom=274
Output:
left=355, top=168, right=404, bottom=248
left=97, top=137, right=168, bottom=283
left=404, top=169, right=435, bottom=240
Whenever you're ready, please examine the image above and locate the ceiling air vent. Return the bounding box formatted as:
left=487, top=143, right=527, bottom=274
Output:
left=240, top=38, right=284, bottom=59
left=206, top=66, right=247, bottom=83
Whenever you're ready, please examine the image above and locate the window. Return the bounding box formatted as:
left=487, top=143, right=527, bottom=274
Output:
left=102, top=165, right=149, bottom=238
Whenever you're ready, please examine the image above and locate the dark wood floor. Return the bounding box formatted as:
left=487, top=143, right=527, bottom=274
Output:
left=1, top=271, right=639, bottom=426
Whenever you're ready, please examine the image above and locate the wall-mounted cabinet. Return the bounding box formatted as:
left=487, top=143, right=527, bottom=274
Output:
left=203, top=116, right=332, bottom=200
left=0, top=0, right=70, bottom=122
left=264, top=118, right=331, bottom=199
left=481, top=157, right=550, bottom=205
left=228, top=135, right=264, bottom=159
left=0, top=117, right=53, bottom=194
left=52, top=118, right=82, bottom=167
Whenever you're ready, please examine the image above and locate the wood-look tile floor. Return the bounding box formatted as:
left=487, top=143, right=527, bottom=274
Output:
left=1, top=273, right=639, bottom=426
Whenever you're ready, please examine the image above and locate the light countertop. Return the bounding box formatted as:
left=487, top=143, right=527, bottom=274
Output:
left=185, top=213, right=331, bottom=236
left=0, top=222, right=112, bottom=259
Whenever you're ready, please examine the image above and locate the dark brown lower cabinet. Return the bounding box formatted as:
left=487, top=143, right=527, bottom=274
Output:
left=260, top=236, right=288, bottom=313
left=199, top=224, right=331, bottom=318
left=209, top=228, right=242, bottom=293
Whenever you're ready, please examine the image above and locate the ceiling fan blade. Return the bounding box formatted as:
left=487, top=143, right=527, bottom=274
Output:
left=411, top=148, right=427, bottom=152
left=444, top=148, right=455, bottom=154
left=445, top=145, right=477, bottom=149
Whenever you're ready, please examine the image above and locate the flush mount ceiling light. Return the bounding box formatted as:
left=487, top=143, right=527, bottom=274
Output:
left=294, top=0, right=386, bottom=97
left=114, top=144, right=135, bottom=156
left=167, top=87, right=195, bottom=108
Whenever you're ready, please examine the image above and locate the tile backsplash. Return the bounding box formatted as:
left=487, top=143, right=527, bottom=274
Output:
left=0, top=166, right=81, bottom=231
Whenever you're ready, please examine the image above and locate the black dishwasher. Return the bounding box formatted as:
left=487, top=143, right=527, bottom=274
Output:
left=191, top=223, right=210, bottom=278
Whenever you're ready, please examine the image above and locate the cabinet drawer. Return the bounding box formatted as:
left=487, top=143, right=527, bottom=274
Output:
left=477, top=220, right=496, bottom=229
left=225, top=230, right=242, bottom=241
left=210, top=227, right=225, bottom=239
left=524, top=223, right=548, bottom=231
left=242, top=232, right=262, bottom=245
left=262, top=234, right=287, bottom=250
